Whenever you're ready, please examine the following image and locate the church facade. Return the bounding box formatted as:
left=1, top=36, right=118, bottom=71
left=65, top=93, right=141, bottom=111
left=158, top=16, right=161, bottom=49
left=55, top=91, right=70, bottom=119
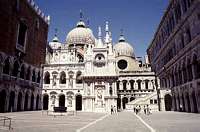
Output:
left=42, top=18, right=164, bottom=112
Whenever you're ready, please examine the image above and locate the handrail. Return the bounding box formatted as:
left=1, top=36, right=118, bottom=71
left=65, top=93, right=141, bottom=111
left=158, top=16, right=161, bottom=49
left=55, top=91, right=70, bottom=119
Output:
left=0, top=116, right=12, bottom=130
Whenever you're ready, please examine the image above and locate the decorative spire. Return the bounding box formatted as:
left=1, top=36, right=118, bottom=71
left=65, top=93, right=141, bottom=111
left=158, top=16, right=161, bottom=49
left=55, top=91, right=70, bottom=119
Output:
left=52, top=28, right=59, bottom=42
left=119, top=29, right=125, bottom=42
left=97, top=26, right=103, bottom=47
left=80, top=9, right=83, bottom=21
left=77, top=10, right=86, bottom=27
left=105, top=21, right=110, bottom=43
left=105, top=21, right=109, bottom=32
left=86, top=18, right=90, bottom=27
left=98, top=26, right=102, bottom=39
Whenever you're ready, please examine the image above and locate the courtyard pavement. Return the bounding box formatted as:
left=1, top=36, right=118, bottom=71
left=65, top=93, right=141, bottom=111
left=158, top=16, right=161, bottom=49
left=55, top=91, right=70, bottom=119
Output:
left=139, top=111, right=200, bottom=132
left=0, top=111, right=105, bottom=132
left=0, top=111, right=200, bottom=132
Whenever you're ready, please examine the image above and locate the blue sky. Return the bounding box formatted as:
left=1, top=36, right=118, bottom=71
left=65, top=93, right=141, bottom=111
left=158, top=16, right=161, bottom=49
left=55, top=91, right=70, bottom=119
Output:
left=35, top=0, right=168, bottom=57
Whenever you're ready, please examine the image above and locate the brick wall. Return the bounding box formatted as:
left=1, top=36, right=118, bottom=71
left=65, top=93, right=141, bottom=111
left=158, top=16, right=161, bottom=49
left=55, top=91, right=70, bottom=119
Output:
left=0, top=0, right=48, bottom=67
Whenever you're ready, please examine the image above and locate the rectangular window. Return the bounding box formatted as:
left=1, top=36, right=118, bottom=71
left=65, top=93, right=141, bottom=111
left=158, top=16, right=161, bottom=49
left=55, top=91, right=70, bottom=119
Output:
left=150, top=99, right=153, bottom=104
left=16, top=22, right=27, bottom=52
left=154, top=99, right=157, bottom=104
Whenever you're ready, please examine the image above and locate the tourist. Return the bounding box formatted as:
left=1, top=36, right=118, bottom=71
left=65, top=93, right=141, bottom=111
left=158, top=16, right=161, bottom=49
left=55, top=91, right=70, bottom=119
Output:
left=111, top=105, right=114, bottom=114
left=144, top=105, right=146, bottom=114
left=114, top=106, right=117, bottom=114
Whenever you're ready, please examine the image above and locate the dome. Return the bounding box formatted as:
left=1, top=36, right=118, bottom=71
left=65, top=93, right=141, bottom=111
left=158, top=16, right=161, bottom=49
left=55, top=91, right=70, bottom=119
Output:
left=114, top=35, right=135, bottom=57
left=66, top=20, right=95, bottom=46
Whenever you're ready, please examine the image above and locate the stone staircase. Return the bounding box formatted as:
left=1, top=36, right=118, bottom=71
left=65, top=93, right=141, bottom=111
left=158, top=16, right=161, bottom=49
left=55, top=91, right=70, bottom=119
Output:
left=126, top=91, right=159, bottom=111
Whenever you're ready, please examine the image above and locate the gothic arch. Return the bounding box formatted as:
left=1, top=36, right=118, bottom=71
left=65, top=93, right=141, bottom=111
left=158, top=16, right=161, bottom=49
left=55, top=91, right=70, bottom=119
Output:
left=12, top=60, right=20, bottom=77
left=26, top=66, right=31, bottom=80
left=3, top=57, right=10, bottom=74
left=20, top=64, right=25, bottom=79
left=44, top=71, right=50, bottom=84
left=60, top=71, right=66, bottom=84
left=76, top=71, right=82, bottom=84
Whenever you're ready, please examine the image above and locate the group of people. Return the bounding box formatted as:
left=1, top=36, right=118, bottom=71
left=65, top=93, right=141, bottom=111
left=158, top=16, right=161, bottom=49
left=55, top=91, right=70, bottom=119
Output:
left=111, top=105, right=117, bottom=114
left=134, top=105, right=151, bottom=115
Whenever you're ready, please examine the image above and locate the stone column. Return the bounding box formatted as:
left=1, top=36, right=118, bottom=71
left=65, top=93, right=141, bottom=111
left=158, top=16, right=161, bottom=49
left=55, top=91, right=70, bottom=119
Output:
left=5, top=93, right=10, bottom=112
left=27, top=94, right=31, bottom=111
left=119, top=81, right=123, bottom=90
left=33, top=96, right=36, bottom=110
left=120, top=95, right=123, bottom=110
left=14, top=92, right=18, bottom=112
left=127, top=81, right=130, bottom=90
left=134, top=80, right=138, bottom=90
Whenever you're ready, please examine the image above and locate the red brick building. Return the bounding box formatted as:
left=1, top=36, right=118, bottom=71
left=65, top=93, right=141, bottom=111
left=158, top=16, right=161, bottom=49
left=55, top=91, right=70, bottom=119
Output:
left=0, top=0, right=49, bottom=112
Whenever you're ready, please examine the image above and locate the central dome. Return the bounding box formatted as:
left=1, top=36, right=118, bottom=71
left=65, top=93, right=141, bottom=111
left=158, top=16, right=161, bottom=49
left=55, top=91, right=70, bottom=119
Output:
left=66, top=21, right=95, bottom=46
left=114, top=35, right=135, bottom=57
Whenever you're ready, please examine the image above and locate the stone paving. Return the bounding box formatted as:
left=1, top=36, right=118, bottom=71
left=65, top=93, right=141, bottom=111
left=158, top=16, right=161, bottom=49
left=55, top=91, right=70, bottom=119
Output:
left=0, top=111, right=105, bottom=132
left=139, top=111, right=200, bottom=132
left=82, top=111, right=150, bottom=132
left=1, top=111, right=200, bottom=132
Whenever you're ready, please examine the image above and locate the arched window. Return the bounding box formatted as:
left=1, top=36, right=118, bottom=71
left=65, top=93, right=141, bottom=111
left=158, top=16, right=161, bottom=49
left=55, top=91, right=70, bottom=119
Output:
left=44, top=72, right=50, bottom=84
left=20, top=64, right=25, bottom=79
left=116, top=81, right=120, bottom=90
left=145, top=80, right=149, bottom=89
left=3, top=58, right=10, bottom=74
left=109, top=87, right=113, bottom=95
left=122, top=80, right=127, bottom=90
left=76, top=71, right=82, bottom=84
left=12, top=61, right=19, bottom=77
left=60, top=71, right=66, bottom=84
left=32, top=69, right=36, bottom=82
left=26, top=67, right=31, bottom=80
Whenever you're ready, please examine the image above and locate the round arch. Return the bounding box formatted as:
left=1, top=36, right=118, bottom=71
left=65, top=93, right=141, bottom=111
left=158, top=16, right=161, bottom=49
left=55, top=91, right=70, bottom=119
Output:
left=76, top=94, right=82, bottom=111
left=164, top=94, right=172, bottom=111
left=59, top=94, right=65, bottom=107
left=0, top=90, right=7, bottom=112
left=122, top=97, right=128, bottom=109
left=43, top=94, right=49, bottom=110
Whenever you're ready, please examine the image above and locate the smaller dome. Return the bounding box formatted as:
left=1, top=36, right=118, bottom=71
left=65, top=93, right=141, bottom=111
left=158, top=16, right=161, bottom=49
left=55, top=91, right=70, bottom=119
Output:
left=114, top=35, right=135, bottom=57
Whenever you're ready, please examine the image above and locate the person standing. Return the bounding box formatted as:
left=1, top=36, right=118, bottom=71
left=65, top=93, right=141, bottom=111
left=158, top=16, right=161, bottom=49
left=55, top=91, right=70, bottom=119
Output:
left=144, top=105, right=146, bottom=114
left=111, top=105, right=114, bottom=114
left=114, top=106, right=117, bottom=114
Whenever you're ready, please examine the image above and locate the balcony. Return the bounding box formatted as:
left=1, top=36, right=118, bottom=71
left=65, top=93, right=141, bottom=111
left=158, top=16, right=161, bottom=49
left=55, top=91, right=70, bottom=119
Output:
left=0, top=74, right=40, bottom=89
